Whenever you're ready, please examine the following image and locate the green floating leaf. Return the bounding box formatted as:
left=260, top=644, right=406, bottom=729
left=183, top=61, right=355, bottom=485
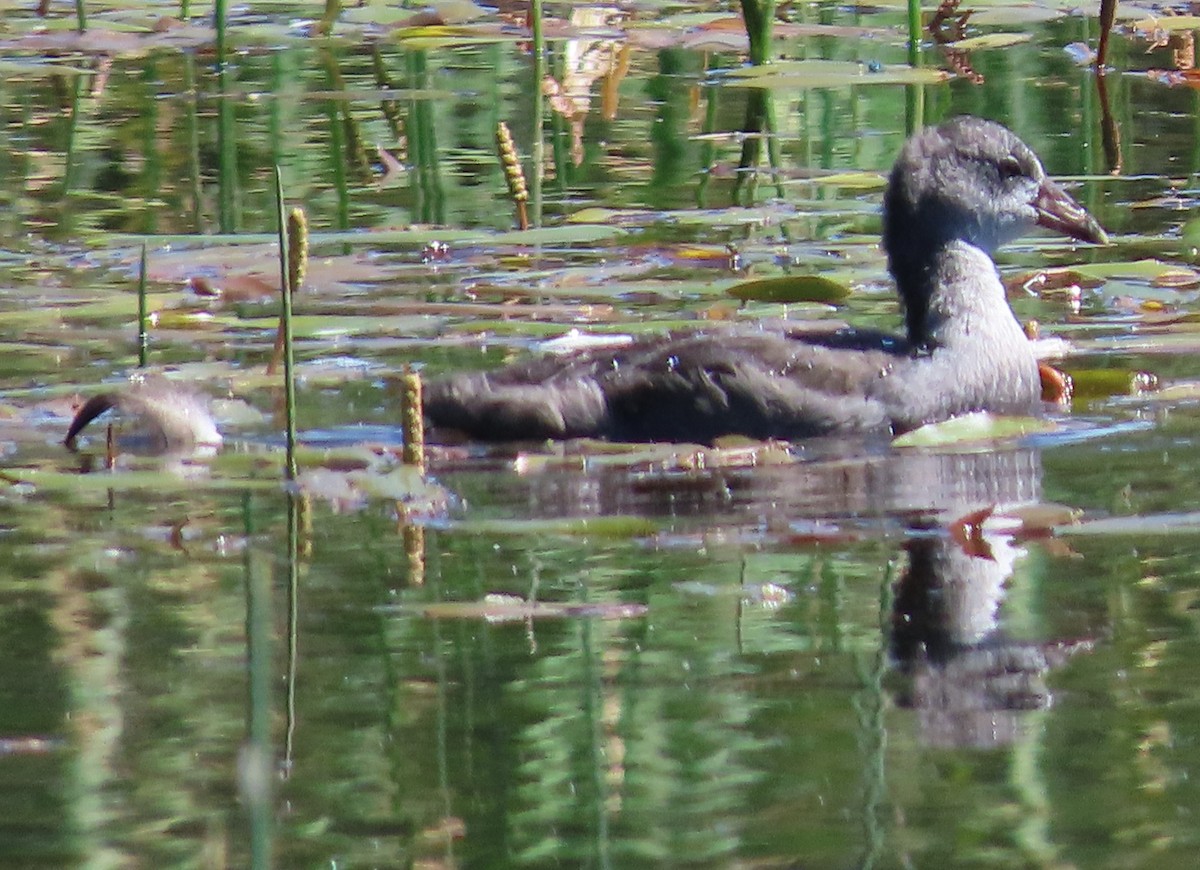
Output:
left=951, top=32, right=1033, bottom=50
left=0, top=467, right=278, bottom=494
left=491, top=224, right=627, bottom=245
left=1064, top=368, right=1159, bottom=400
left=411, top=595, right=649, bottom=621
left=227, top=314, right=444, bottom=340
left=389, top=24, right=515, bottom=48
left=968, top=7, right=1064, bottom=25
left=1059, top=512, right=1200, bottom=537
left=452, top=516, right=659, bottom=538
left=1134, top=14, right=1200, bottom=32
left=792, top=171, right=887, bottom=190
left=1140, top=380, right=1200, bottom=402
left=566, top=207, right=652, bottom=224
left=340, top=4, right=424, bottom=25
left=726, top=275, right=850, bottom=304
left=1071, top=258, right=1198, bottom=281
left=892, top=412, right=1058, bottom=448
left=724, top=60, right=950, bottom=89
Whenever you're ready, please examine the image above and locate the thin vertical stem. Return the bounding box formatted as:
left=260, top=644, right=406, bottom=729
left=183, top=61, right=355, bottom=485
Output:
left=137, top=243, right=148, bottom=368
left=531, top=0, right=544, bottom=228
left=274, top=167, right=298, bottom=481
left=906, top=0, right=922, bottom=67
left=242, top=493, right=273, bottom=870
left=214, top=0, right=228, bottom=69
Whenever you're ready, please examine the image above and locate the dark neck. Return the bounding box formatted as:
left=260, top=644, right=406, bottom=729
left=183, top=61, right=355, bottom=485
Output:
left=887, top=240, right=945, bottom=351
left=887, top=237, right=1021, bottom=352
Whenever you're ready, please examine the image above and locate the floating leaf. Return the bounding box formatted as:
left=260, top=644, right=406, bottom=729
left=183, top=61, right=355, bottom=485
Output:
left=533, top=330, right=635, bottom=355
left=1071, top=258, right=1198, bottom=281
left=411, top=595, right=648, bottom=622
left=1134, top=15, right=1200, bottom=33
left=723, top=60, right=950, bottom=89
left=892, top=412, right=1059, bottom=447
left=388, top=23, right=514, bottom=48
left=1058, top=512, right=1200, bottom=537
left=0, top=467, right=277, bottom=494
left=951, top=32, right=1033, bottom=50
left=296, top=463, right=449, bottom=512
left=1003, top=502, right=1083, bottom=532
left=452, top=516, right=659, bottom=538
left=491, top=224, right=628, bottom=245
left=968, top=6, right=1064, bottom=25
left=566, top=207, right=652, bottom=224
left=1139, top=380, right=1200, bottom=402
left=1065, top=368, right=1160, bottom=399
left=726, top=275, right=850, bottom=304
left=790, top=171, right=887, bottom=190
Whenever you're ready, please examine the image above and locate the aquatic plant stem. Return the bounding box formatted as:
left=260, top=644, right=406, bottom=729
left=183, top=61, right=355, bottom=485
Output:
left=319, top=0, right=340, bottom=36
left=284, top=490, right=301, bottom=776
left=214, top=0, right=227, bottom=69
left=274, top=167, right=298, bottom=482
left=1096, top=0, right=1116, bottom=71
left=531, top=0, right=544, bottom=228
left=137, top=243, right=148, bottom=368
left=905, top=85, right=924, bottom=138
left=740, top=0, right=774, bottom=66
left=74, top=0, right=86, bottom=32
left=906, top=0, right=921, bottom=67
left=242, top=493, right=274, bottom=867
left=217, top=66, right=237, bottom=233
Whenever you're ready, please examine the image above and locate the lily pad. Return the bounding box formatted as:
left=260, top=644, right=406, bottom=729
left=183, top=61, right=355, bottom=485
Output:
left=409, top=595, right=648, bottom=621
left=789, top=171, right=887, bottom=190
left=452, top=516, right=659, bottom=538
left=951, top=32, right=1034, bottom=50
left=726, top=275, right=850, bottom=304
left=723, top=60, right=950, bottom=89
left=1064, top=368, right=1160, bottom=399
left=892, top=412, right=1059, bottom=447
left=1071, top=259, right=1199, bottom=281
left=1133, top=14, right=1200, bottom=33
left=491, top=224, right=628, bottom=245
left=1058, top=512, right=1200, bottom=537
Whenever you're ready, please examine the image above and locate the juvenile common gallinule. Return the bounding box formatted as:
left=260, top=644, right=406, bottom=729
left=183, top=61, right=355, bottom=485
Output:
left=425, top=117, right=1106, bottom=443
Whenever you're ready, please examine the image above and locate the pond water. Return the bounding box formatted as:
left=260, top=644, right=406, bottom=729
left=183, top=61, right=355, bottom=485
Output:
left=2, top=0, right=1200, bottom=866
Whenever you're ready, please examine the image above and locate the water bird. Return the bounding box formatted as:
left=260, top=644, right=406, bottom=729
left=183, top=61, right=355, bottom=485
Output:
left=64, top=374, right=222, bottom=456
left=425, top=117, right=1107, bottom=444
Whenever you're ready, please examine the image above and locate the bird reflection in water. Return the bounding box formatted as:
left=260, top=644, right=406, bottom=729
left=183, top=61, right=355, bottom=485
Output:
left=890, top=519, right=1093, bottom=750
left=500, top=440, right=1096, bottom=750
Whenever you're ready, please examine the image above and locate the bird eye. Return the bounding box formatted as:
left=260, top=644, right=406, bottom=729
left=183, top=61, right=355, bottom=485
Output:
left=999, top=155, right=1024, bottom=179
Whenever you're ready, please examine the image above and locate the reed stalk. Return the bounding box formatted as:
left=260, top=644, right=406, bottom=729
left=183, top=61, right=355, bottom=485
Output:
left=137, top=243, right=148, bottom=368
left=274, top=167, right=298, bottom=481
